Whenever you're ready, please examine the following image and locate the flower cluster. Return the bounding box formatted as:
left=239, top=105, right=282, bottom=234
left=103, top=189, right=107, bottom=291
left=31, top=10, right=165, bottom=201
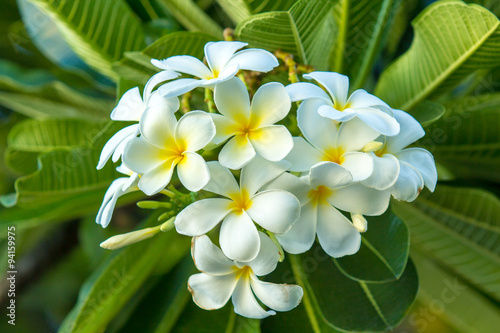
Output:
left=97, top=41, right=437, bottom=319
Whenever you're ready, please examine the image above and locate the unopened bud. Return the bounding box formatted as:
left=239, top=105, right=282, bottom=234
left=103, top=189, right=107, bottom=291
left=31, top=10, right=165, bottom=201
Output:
left=361, top=141, right=384, bottom=152
left=100, top=226, right=161, bottom=250
left=351, top=213, right=368, bottom=233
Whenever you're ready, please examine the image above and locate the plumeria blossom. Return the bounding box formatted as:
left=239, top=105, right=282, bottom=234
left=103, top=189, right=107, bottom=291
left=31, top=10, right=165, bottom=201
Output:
left=286, top=98, right=380, bottom=182
left=188, top=234, right=303, bottom=319
left=152, top=41, right=278, bottom=98
left=123, top=109, right=215, bottom=195
left=97, top=71, right=180, bottom=169
left=265, top=162, right=390, bottom=256
left=373, top=110, right=437, bottom=201
left=286, top=71, right=400, bottom=136
left=175, top=157, right=300, bottom=262
left=211, top=77, right=293, bottom=169
left=96, top=165, right=139, bottom=228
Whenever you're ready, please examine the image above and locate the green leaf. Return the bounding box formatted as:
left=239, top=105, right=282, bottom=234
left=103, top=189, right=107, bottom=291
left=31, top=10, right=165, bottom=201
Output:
left=412, top=251, right=500, bottom=333
left=290, top=246, right=418, bottom=332
left=5, top=118, right=108, bottom=174
left=375, top=0, right=500, bottom=110
left=331, top=0, right=403, bottom=90
left=113, top=31, right=215, bottom=84
left=59, top=223, right=190, bottom=333
left=408, top=100, right=445, bottom=127
left=156, top=0, right=223, bottom=38
left=392, top=185, right=500, bottom=302
left=26, top=0, right=146, bottom=79
left=418, top=93, right=500, bottom=182
left=334, top=209, right=409, bottom=282
left=215, top=0, right=296, bottom=25
left=234, top=0, right=337, bottom=70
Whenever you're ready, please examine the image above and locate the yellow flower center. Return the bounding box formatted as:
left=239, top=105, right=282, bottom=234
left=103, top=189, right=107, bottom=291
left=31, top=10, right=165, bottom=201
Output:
left=322, top=147, right=345, bottom=164
left=228, top=189, right=252, bottom=213
left=307, top=185, right=333, bottom=206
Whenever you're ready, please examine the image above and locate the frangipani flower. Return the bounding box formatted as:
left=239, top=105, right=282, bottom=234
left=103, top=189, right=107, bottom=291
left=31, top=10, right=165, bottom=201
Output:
left=96, top=165, right=139, bottom=228
left=286, top=71, right=400, bottom=136
left=211, top=77, right=293, bottom=169
left=374, top=110, right=437, bottom=201
left=286, top=98, right=378, bottom=181
left=175, top=157, right=300, bottom=262
left=188, top=234, right=303, bottom=319
left=265, top=162, right=390, bottom=257
left=97, top=71, right=180, bottom=169
left=123, top=109, right=215, bottom=195
left=152, top=41, right=278, bottom=98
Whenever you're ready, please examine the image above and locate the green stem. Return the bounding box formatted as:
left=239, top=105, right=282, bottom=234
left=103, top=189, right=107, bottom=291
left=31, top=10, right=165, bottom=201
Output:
left=333, top=0, right=350, bottom=73
left=204, top=88, right=216, bottom=113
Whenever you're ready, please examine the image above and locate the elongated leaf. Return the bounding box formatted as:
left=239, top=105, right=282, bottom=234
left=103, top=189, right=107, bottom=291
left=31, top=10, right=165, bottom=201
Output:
left=419, top=93, right=500, bottom=182
left=5, top=119, right=108, bottom=174
left=216, top=0, right=296, bottom=24
left=412, top=251, right=500, bottom=333
left=235, top=0, right=337, bottom=70
left=334, top=209, right=409, bottom=282
left=290, top=246, right=418, bottom=332
left=27, top=0, right=146, bottom=79
left=392, top=185, right=500, bottom=302
left=375, top=0, right=500, bottom=110
left=331, top=0, right=402, bottom=90
left=409, top=100, right=445, bottom=127
left=59, top=223, right=190, bottom=333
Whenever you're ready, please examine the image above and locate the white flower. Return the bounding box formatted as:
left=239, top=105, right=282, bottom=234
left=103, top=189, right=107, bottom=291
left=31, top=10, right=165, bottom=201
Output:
left=188, top=234, right=303, bottom=319
left=97, top=71, right=180, bottom=169
left=122, top=109, right=215, bottom=195
left=175, top=157, right=300, bottom=262
left=152, top=41, right=278, bottom=98
left=373, top=110, right=437, bottom=201
left=211, top=77, right=293, bottom=169
left=264, top=162, right=390, bottom=257
left=96, top=165, right=139, bottom=228
left=286, top=71, right=400, bottom=136
left=285, top=98, right=379, bottom=181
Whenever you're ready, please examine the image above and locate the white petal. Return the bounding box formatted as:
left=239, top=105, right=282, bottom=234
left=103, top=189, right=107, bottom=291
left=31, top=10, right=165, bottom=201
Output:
left=246, top=190, right=300, bottom=234
left=138, top=159, right=178, bottom=195
left=284, top=137, right=324, bottom=172
left=355, top=107, right=400, bottom=136
left=97, top=124, right=139, bottom=170
left=152, top=56, right=212, bottom=79
left=386, top=109, right=425, bottom=152
left=318, top=105, right=357, bottom=122
left=244, top=232, right=280, bottom=276
left=304, top=72, right=349, bottom=108
left=276, top=203, right=317, bottom=254
left=175, top=198, right=232, bottom=236
left=122, top=137, right=166, bottom=173
left=250, top=82, right=291, bottom=126
left=96, top=178, right=129, bottom=227
left=111, top=87, right=145, bottom=121
left=191, top=235, right=234, bottom=275
left=285, top=82, right=331, bottom=102
left=309, top=161, right=353, bottom=189
left=157, top=78, right=202, bottom=98
left=210, top=114, right=238, bottom=145
left=188, top=273, right=238, bottom=310
left=329, top=184, right=390, bottom=215
left=203, top=162, right=240, bottom=197
left=249, top=125, right=293, bottom=162
left=297, top=99, right=338, bottom=151
left=144, top=70, right=180, bottom=100
left=146, top=92, right=180, bottom=112
left=361, top=153, right=400, bottom=190
left=177, top=152, right=210, bottom=192
left=390, top=161, right=425, bottom=202
left=139, top=105, right=176, bottom=148
left=263, top=172, right=311, bottom=204
left=205, top=41, right=247, bottom=74
left=341, top=152, right=374, bottom=181
left=240, top=156, right=290, bottom=196
left=112, top=136, right=135, bottom=163
left=214, top=77, right=250, bottom=122
left=175, top=111, right=215, bottom=151
left=347, top=89, right=389, bottom=108
left=232, top=278, right=274, bottom=319
left=398, top=148, right=437, bottom=192
left=219, top=135, right=256, bottom=170
left=316, top=203, right=361, bottom=258
left=220, top=212, right=260, bottom=262
left=226, top=49, right=278, bottom=72
left=250, top=275, right=303, bottom=312
left=336, top=118, right=381, bottom=152
left=207, top=64, right=239, bottom=85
